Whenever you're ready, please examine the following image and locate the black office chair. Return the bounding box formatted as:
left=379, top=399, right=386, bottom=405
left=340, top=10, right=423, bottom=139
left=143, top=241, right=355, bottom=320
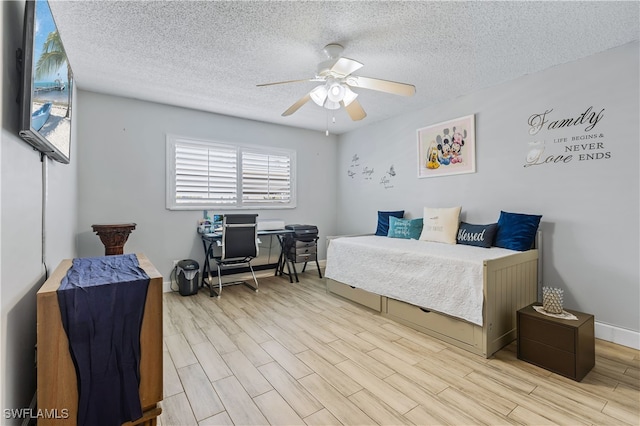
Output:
left=209, top=214, right=259, bottom=298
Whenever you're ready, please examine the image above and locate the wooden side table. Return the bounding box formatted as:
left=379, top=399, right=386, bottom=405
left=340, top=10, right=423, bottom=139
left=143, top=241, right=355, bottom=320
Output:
left=517, top=303, right=595, bottom=381
left=37, top=254, right=163, bottom=425
left=92, top=223, right=136, bottom=255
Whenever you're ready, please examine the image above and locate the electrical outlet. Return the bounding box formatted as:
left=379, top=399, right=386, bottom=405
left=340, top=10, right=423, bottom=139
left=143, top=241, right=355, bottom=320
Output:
left=173, top=260, right=180, bottom=268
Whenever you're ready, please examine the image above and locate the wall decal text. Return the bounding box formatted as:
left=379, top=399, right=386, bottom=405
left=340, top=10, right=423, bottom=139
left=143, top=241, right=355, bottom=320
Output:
left=528, top=106, right=605, bottom=135
left=380, top=165, right=396, bottom=189
left=524, top=106, right=611, bottom=167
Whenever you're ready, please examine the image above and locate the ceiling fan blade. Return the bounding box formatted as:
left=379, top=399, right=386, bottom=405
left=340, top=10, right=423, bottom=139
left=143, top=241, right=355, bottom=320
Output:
left=341, top=99, right=367, bottom=121
left=257, top=78, right=316, bottom=87
left=346, top=76, right=416, bottom=96
left=330, top=57, right=363, bottom=77
left=282, top=93, right=312, bottom=116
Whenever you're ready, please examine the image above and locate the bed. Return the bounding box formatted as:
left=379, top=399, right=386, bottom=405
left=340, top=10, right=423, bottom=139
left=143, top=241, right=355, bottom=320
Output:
left=325, top=234, right=540, bottom=358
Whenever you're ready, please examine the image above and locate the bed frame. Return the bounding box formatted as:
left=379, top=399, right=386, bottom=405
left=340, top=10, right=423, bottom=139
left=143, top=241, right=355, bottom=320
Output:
left=326, top=235, right=540, bottom=358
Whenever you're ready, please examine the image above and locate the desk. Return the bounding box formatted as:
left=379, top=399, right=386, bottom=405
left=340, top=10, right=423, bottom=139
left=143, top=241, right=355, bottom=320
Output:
left=200, top=229, right=295, bottom=295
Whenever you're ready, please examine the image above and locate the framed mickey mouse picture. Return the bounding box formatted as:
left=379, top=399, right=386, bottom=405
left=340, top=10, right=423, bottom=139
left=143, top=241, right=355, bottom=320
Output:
left=417, top=114, right=476, bottom=178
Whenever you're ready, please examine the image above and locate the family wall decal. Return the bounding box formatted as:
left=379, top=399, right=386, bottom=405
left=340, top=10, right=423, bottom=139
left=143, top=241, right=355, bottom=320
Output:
left=524, top=105, right=611, bottom=167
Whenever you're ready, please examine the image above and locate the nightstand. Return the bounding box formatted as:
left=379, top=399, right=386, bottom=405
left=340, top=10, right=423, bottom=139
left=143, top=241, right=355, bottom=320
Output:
left=517, top=303, right=595, bottom=381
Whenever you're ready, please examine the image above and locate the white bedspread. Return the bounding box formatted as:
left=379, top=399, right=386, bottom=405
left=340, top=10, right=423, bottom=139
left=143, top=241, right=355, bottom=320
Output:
left=325, top=235, right=519, bottom=326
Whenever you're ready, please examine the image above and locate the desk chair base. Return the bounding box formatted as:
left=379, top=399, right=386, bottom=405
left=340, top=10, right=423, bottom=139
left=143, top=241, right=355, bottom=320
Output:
left=204, top=261, right=259, bottom=298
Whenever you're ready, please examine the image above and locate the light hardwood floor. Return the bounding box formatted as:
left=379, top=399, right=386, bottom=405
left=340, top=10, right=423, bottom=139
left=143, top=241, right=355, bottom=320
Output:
left=158, top=271, right=639, bottom=426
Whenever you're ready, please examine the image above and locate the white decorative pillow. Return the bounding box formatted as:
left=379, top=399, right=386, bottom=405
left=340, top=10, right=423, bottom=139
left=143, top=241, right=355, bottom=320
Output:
left=419, top=206, right=462, bottom=244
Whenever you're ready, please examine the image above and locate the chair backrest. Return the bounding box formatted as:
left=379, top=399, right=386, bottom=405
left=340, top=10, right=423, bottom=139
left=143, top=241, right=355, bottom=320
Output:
left=221, top=214, right=259, bottom=260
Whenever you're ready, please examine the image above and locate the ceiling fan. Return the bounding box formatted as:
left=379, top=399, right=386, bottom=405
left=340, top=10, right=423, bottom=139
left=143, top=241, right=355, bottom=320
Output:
left=257, top=43, right=416, bottom=121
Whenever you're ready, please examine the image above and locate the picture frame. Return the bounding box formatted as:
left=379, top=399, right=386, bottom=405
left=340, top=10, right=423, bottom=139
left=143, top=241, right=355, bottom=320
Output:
left=417, top=114, right=476, bottom=178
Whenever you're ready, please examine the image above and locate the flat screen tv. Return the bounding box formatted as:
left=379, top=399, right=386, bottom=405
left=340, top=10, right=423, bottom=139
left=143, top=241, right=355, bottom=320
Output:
left=18, top=0, right=73, bottom=164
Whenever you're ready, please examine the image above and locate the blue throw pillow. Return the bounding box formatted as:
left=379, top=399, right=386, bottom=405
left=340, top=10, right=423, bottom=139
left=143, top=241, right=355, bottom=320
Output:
left=387, top=217, right=423, bottom=240
left=456, top=222, right=497, bottom=248
left=494, top=211, right=542, bottom=251
left=375, top=210, right=404, bottom=236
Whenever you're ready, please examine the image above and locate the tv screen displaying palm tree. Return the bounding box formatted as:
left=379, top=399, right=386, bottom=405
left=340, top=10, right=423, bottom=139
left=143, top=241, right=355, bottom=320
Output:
left=19, top=0, right=73, bottom=164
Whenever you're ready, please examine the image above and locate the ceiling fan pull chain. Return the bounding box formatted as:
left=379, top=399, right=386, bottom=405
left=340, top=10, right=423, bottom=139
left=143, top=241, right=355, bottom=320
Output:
left=325, top=111, right=330, bottom=136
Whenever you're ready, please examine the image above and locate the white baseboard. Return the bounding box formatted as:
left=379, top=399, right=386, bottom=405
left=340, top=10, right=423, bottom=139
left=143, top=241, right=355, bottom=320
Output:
left=595, top=321, right=640, bottom=350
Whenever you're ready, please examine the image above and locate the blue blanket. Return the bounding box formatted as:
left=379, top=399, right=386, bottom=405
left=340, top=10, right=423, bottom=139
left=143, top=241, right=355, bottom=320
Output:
left=57, top=254, right=150, bottom=426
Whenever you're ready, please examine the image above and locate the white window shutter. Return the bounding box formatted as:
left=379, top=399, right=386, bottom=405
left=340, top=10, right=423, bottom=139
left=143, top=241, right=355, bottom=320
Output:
left=167, top=135, right=296, bottom=210
left=242, top=151, right=291, bottom=204
left=175, top=143, right=238, bottom=205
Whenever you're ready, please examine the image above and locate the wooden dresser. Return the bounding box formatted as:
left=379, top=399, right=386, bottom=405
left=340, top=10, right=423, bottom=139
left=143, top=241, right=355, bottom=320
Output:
left=36, top=254, right=163, bottom=425
left=517, top=303, right=595, bottom=381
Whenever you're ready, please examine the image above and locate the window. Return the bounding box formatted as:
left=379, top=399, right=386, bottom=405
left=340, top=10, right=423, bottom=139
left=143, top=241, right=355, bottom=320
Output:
left=166, top=135, right=296, bottom=210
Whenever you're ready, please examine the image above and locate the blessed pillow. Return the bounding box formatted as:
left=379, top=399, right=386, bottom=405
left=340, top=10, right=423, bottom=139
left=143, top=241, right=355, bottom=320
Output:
left=387, top=217, right=423, bottom=240
left=456, top=222, right=497, bottom=248
left=494, top=211, right=542, bottom=251
left=419, top=206, right=462, bottom=244
left=375, top=210, right=404, bottom=236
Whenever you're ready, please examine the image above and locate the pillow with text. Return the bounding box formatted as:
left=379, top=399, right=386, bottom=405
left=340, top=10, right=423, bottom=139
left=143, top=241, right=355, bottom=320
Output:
left=419, top=206, right=462, bottom=244
left=456, top=222, right=497, bottom=248
left=388, top=217, right=424, bottom=240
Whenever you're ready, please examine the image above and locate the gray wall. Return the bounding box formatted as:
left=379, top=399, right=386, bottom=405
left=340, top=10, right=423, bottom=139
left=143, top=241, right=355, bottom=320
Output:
left=1, top=0, right=78, bottom=420
left=336, top=42, right=639, bottom=335
left=1, top=2, right=636, bottom=414
left=76, top=92, right=338, bottom=282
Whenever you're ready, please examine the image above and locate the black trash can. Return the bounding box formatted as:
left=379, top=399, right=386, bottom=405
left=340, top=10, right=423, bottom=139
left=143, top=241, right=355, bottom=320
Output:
left=176, top=259, right=199, bottom=296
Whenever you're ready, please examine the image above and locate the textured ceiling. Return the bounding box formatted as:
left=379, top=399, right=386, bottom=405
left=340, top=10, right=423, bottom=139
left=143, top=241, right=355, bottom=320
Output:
left=48, top=1, right=639, bottom=135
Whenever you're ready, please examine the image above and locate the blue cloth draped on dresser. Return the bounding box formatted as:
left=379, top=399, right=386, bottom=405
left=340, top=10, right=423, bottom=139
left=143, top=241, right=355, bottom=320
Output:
left=57, top=254, right=150, bottom=426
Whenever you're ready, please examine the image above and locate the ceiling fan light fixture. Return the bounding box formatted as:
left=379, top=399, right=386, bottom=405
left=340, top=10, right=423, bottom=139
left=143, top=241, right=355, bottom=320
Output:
left=323, top=99, right=341, bottom=110
left=342, top=86, right=358, bottom=106
left=311, top=81, right=354, bottom=111
left=326, top=81, right=346, bottom=103
left=310, top=85, right=328, bottom=106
